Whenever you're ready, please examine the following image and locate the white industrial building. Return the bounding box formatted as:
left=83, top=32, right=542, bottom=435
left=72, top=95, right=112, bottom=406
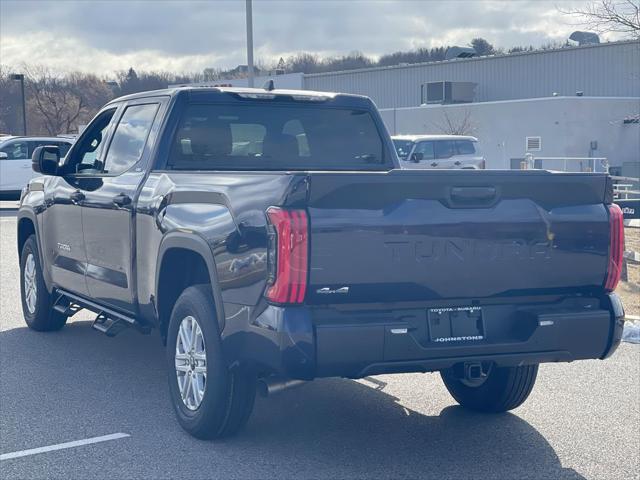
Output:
left=224, top=40, right=640, bottom=175
left=303, top=40, right=639, bottom=106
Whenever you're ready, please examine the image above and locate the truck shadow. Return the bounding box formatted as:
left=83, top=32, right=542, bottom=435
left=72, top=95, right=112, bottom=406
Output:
left=246, top=381, right=586, bottom=480
left=0, top=320, right=585, bottom=480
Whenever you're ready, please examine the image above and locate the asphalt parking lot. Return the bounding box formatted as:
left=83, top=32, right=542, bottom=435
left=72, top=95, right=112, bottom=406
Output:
left=0, top=203, right=639, bottom=480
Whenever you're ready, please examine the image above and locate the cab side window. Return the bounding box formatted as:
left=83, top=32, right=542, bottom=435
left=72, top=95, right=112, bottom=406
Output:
left=103, top=103, right=159, bottom=175
left=65, top=108, right=117, bottom=175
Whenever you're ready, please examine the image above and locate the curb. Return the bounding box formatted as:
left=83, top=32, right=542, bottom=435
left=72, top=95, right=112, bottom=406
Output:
left=625, top=314, right=640, bottom=322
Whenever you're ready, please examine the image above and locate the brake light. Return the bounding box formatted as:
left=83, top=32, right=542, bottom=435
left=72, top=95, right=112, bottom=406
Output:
left=265, top=207, right=308, bottom=304
left=604, top=203, right=624, bottom=292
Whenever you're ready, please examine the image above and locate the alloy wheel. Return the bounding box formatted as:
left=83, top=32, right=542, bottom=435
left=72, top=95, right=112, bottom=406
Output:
left=175, top=315, right=207, bottom=410
left=23, top=253, right=37, bottom=314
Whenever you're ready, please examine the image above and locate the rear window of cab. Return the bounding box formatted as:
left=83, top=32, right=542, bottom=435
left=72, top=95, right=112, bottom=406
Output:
left=167, top=103, right=389, bottom=171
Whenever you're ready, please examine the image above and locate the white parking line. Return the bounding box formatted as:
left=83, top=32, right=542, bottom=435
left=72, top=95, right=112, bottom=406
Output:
left=0, top=433, right=130, bottom=461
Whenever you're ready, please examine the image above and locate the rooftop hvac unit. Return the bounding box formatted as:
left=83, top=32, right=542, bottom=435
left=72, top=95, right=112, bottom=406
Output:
left=445, top=47, right=477, bottom=60
left=421, top=81, right=476, bottom=105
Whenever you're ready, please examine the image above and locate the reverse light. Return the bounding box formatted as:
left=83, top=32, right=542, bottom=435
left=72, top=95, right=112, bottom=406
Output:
left=265, top=207, right=308, bottom=304
left=604, top=203, right=624, bottom=292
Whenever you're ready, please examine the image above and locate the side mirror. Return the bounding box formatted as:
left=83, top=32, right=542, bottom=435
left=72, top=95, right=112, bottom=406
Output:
left=0, top=152, right=7, bottom=159
left=411, top=152, right=424, bottom=163
left=32, top=145, right=61, bottom=176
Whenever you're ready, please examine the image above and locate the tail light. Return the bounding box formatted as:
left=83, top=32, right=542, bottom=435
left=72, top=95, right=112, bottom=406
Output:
left=604, top=203, right=624, bottom=292
left=265, top=207, right=308, bottom=304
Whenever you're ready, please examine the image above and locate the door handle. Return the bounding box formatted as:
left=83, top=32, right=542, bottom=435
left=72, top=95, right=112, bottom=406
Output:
left=113, top=193, right=132, bottom=207
left=430, top=162, right=438, bottom=167
left=70, top=190, right=85, bottom=204
left=454, top=161, right=462, bottom=166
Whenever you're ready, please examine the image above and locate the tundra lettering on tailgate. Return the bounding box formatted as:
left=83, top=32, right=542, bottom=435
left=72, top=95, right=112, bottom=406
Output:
left=384, top=238, right=552, bottom=263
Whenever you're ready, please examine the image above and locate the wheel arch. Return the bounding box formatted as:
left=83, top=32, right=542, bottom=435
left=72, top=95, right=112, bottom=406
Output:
left=17, top=208, right=56, bottom=292
left=17, top=209, right=41, bottom=261
left=17, top=215, right=36, bottom=256
left=156, top=232, right=225, bottom=344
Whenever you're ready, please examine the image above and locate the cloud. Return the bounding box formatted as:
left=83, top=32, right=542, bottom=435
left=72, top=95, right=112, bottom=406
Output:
left=0, top=0, right=623, bottom=76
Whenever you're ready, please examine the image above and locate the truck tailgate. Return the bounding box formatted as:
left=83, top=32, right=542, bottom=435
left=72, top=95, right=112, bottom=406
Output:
left=306, top=170, right=610, bottom=303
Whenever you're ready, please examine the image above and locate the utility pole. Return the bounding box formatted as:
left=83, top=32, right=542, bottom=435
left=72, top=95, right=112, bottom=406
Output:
left=246, top=0, right=254, bottom=88
left=10, top=73, right=27, bottom=135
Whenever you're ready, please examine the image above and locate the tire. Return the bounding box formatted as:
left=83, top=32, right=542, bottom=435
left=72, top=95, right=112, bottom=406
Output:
left=20, top=235, right=67, bottom=331
left=166, top=284, right=256, bottom=439
left=440, top=363, right=538, bottom=413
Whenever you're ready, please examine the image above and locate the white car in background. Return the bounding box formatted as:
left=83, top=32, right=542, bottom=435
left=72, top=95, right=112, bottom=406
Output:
left=392, top=134, right=485, bottom=169
left=0, top=136, right=73, bottom=198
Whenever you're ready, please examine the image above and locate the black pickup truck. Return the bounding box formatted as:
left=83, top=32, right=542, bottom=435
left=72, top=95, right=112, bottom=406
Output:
left=18, top=86, right=625, bottom=439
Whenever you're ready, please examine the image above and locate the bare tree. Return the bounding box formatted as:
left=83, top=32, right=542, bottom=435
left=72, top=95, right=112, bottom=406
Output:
left=559, top=0, right=640, bottom=39
left=285, top=52, right=321, bottom=74
left=0, top=66, right=20, bottom=133
left=432, top=110, right=476, bottom=136
left=23, top=66, right=113, bottom=135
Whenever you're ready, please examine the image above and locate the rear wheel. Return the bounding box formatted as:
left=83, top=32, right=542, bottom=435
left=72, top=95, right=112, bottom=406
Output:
left=166, top=285, right=255, bottom=439
left=20, top=235, right=67, bottom=331
left=440, top=363, right=538, bottom=413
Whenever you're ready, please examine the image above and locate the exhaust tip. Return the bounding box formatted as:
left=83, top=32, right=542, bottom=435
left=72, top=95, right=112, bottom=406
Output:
left=258, top=377, right=307, bottom=397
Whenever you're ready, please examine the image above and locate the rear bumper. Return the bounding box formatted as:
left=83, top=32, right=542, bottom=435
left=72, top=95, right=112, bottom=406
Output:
left=227, top=294, right=625, bottom=380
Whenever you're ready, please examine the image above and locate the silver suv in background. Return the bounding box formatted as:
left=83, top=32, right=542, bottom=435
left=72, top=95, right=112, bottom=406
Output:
left=392, top=135, right=485, bottom=169
left=0, top=136, right=74, bottom=198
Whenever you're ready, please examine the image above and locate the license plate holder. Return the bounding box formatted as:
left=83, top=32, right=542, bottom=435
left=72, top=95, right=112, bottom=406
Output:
left=428, top=307, right=484, bottom=343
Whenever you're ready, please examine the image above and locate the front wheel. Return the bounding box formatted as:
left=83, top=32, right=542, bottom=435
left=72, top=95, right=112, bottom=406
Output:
left=20, top=235, right=67, bottom=331
left=440, top=363, right=538, bottom=413
left=166, top=285, right=255, bottom=439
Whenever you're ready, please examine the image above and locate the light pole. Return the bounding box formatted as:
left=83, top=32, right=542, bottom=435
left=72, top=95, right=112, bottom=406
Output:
left=10, top=73, right=27, bottom=135
left=246, top=0, right=254, bottom=87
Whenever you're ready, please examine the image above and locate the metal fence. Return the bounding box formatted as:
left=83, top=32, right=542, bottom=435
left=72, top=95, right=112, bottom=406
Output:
left=515, top=155, right=609, bottom=173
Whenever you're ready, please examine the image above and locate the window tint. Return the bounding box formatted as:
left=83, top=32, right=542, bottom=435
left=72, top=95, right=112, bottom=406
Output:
left=282, top=119, right=310, bottom=156
left=104, top=103, right=159, bottom=174
left=434, top=140, right=455, bottom=159
left=169, top=103, right=385, bottom=171
left=455, top=140, right=476, bottom=155
left=414, top=141, right=435, bottom=160
left=67, top=108, right=116, bottom=174
left=27, top=141, right=72, bottom=158
left=229, top=123, right=265, bottom=156
left=392, top=140, right=413, bottom=160
left=56, top=142, right=72, bottom=157
left=27, top=142, right=43, bottom=157
left=1, top=141, right=28, bottom=160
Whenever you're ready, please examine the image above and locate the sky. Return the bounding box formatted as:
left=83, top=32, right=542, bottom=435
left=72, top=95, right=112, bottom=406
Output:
left=0, top=0, right=626, bottom=77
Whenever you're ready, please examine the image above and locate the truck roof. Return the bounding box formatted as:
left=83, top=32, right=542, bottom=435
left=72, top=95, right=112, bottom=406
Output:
left=107, top=86, right=368, bottom=106
left=392, top=134, right=479, bottom=142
